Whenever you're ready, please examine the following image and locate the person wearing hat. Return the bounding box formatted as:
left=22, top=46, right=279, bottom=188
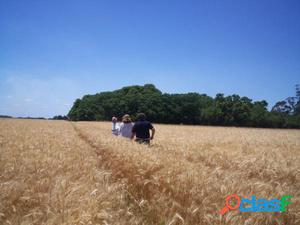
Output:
left=118, top=114, right=134, bottom=138
left=131, top=113, right=155, bottom=144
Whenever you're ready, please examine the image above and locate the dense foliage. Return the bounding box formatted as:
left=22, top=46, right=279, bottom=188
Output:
left=68, top=84, right=300, bottom=128
left=0, top=115, right=12, bottom=118
left=52, top=115, right=69, bottom=120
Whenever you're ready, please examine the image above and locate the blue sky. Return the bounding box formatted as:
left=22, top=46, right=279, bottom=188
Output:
left=0, top=0, right=299, bottom=118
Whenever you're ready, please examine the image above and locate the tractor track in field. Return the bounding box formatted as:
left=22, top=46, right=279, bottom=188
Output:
left=71, top=122, right=200, bottom=224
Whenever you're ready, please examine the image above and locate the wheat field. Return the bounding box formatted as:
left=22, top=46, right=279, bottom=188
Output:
left=0, top=119, right=299, bottom=225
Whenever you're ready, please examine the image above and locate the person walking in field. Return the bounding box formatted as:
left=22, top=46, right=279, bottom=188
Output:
left=111, top=116, right=120, bottom=136
left=111, top=116, right=119, bottom=136
left=131, top=113, right=155, bottom=144
left=118, top=114, right=134, bottom=138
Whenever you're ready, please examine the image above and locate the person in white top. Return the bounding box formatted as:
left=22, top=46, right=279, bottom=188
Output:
left=118, top=114, right=134, bottom=138
left=111, top=116, right=119, bottom=136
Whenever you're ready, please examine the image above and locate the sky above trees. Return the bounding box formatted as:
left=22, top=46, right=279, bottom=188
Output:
left=0, top=0, right=299, bottom=117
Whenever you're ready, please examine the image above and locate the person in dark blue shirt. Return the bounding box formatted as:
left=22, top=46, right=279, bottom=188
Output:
left=131, top=113, right=155, bottom=144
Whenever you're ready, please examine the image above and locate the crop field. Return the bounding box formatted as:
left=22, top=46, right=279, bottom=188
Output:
left=0, top=119, right=299, bottom=225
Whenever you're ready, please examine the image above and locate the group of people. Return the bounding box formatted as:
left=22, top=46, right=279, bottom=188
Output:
left=112, top=113, right=155, bottom=144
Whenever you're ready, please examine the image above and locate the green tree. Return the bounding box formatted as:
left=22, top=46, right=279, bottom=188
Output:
left=67, top=84, right=299, bottom=128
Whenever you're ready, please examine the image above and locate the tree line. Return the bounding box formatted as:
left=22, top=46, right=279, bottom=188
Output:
left=68, top=84, right=300, bottom=128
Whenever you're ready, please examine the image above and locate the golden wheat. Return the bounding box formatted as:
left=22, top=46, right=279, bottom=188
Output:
left=0, top=119, right=299, bottom=224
